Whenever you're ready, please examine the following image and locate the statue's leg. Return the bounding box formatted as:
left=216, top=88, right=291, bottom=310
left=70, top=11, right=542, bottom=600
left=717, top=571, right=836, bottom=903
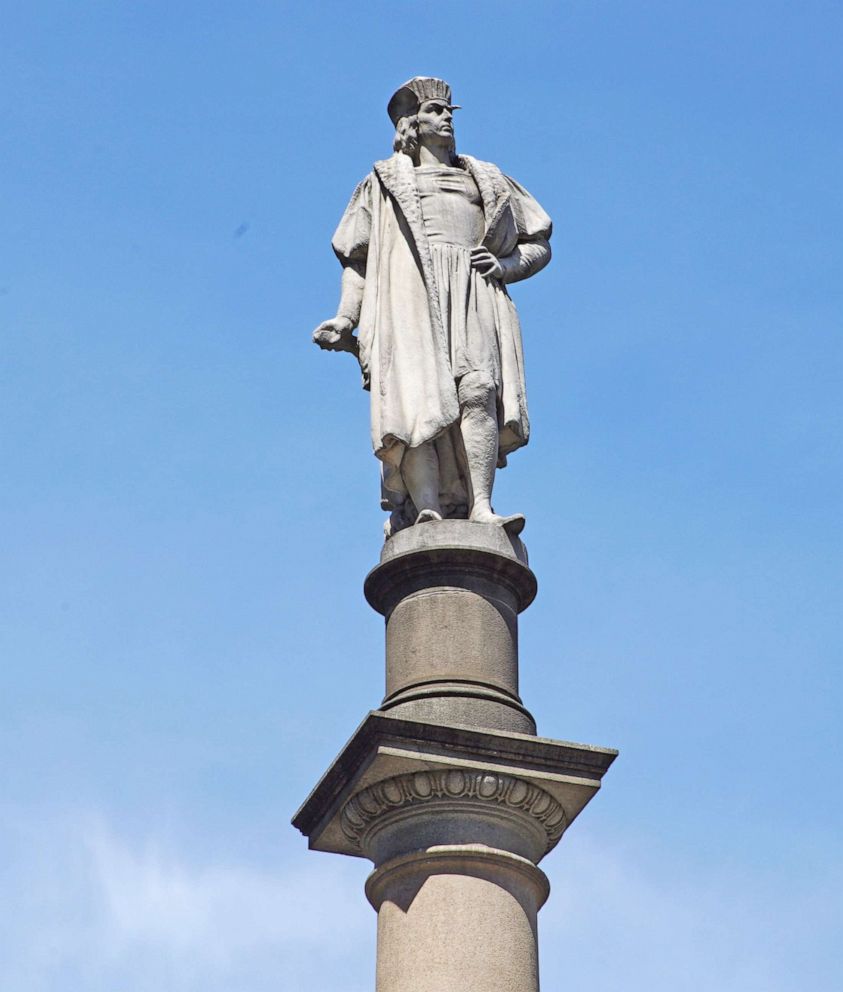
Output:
left=402, top=443, right=442, bottom=523
left=459, top=372, right=525, bottom=534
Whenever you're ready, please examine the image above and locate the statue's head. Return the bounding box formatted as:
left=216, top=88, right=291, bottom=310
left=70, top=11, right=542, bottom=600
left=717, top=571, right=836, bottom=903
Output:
left=388, top=76, right=460, bottom=161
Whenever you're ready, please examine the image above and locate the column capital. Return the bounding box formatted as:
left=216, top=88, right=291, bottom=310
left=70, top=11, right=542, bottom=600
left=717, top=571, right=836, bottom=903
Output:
left=292, top=711, right=617, bottom=861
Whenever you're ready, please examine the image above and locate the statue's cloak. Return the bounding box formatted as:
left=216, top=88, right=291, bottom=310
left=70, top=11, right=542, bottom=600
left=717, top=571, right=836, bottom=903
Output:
left=332, top=153, right=551, bottom=512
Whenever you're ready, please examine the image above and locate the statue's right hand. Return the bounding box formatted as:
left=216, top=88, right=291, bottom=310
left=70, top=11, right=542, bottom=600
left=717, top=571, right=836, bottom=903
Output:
left=312, top=317, right=357, bottom=354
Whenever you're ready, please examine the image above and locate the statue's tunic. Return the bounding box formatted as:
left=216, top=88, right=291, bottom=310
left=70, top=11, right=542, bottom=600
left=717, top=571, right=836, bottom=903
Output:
left=332, top=153, right=551, bottom=516
left=416, top=165, right=502, bottom=387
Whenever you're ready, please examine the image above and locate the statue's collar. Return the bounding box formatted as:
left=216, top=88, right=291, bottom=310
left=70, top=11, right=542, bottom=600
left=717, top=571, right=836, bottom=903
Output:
left=373, top=153, right=510, bottom=231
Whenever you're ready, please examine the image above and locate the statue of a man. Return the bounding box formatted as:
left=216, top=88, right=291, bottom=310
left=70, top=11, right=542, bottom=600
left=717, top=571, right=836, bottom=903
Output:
left=313, top=77, right=552, bottom=537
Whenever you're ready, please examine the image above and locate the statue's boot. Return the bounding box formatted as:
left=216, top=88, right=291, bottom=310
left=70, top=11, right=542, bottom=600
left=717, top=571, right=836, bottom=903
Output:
left=415, top=508, right=444, bottom=525
left=469, top=506, right=526, bottom=536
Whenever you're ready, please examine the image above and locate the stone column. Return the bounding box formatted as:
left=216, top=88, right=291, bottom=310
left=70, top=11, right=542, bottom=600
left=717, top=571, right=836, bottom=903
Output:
left=368, top=845, right=546, bottom=992
left=293, top=522, right=617, bottom=992
left=344, top=765, right=561, bottom=992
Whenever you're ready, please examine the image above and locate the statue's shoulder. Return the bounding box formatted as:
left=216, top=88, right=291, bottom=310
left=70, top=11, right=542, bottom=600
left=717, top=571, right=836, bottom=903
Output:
left=460, top=154, right=551, bottom=239
left=372, top=153, right=413, bottom=185
left=455, top=155, right=510, bottom=220
left=372, top=154, right=418, bottom=205
left=339, top=170, right=378, bottom=216
left=457, top=154, right=504, bottom=181
left=334, top=172, right=379, bottom=257
left=351, top=170, right=376, bottom=195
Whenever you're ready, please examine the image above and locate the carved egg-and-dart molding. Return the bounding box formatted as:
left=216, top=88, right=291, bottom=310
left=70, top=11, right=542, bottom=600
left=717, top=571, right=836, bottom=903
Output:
left=340, top=769, right=567, bottom=846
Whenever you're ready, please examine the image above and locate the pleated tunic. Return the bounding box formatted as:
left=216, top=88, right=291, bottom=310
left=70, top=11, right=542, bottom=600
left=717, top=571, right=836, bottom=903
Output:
left=415, top=164, right=502, bottom=387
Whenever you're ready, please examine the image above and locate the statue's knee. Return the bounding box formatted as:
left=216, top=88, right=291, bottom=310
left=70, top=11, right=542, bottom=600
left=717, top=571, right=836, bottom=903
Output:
left=458, top=372, right=495, bottom=408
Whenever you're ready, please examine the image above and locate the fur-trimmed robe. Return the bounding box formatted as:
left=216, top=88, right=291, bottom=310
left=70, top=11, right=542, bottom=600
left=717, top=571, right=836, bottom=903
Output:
left=331, top=152, right=552, bottom=519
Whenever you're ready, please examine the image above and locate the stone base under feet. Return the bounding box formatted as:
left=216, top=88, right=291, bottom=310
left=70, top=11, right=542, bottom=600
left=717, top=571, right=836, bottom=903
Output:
left=364, top=520, right=539, bottom=734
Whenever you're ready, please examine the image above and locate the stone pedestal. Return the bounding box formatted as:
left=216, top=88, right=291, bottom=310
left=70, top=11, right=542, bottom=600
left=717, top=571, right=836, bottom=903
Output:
left=365, top=520, right=537, bottom=734
left=294, top=522, right=616, bottom=991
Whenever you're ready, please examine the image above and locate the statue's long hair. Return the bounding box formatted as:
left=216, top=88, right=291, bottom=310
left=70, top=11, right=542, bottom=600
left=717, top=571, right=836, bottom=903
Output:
left=393, top=115, right=456, bottom=163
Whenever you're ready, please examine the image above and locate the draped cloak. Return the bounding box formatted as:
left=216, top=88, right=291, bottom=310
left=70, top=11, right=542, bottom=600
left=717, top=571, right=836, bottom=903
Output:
left=331, top=152, right=552, bottom=518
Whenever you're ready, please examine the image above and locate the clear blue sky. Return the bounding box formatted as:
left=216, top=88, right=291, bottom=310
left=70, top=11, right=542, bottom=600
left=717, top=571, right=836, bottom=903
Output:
left=2, top=2, right=841, bottom=990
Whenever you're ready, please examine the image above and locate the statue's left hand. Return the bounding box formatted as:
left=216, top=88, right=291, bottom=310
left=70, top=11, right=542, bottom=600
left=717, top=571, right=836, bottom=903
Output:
left=470, top=247, right=503, bottom=281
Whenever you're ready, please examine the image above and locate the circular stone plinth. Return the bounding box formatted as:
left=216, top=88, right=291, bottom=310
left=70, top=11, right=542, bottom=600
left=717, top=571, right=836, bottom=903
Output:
left=365, top=520, right=537, bottom=617
left=381, top=518, right=530, bottom=566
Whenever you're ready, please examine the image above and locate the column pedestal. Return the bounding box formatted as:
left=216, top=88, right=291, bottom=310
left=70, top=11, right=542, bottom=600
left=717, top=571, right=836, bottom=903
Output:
left=294, top=521, right=616, bottom=992
left=365, top=520, right=537, bottom=734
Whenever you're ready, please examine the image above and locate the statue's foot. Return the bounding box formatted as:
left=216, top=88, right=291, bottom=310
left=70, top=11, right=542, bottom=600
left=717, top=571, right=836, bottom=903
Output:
left=415, top=508, right=444, bottom=525
left=469, top=507, right=526, bottom=536
left=501, top=513, right=526, bottom=536
left=384, top=506, right=415, bottom=540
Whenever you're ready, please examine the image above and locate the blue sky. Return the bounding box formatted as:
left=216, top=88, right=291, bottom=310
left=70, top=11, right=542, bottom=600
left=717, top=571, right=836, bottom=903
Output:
left=2, top=2, right=841, bottom=989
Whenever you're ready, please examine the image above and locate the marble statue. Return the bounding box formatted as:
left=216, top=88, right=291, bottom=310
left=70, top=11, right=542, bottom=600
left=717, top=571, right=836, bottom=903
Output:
left=313, top=77, right=552, bottom=537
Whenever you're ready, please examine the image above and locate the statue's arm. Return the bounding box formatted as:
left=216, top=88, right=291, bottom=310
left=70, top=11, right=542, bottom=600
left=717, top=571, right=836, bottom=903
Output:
left=312, top=262, right=365, bottom=353
left=497, top=173, right=553, bottom=285
left=336, top=260, right=366, bottom=327
left=498, top=237, right=551, bottom=285
left=313, top=176, right=373, bottom=354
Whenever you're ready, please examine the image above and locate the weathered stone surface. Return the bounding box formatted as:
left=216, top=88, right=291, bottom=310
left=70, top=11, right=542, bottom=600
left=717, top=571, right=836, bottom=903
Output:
left=342, top=768, right=566, bottom=865
left=366, top=518, right=535, bottom=615
left=292, top=520, right=616, bottom=992
left=378, top=517, right=531, bottom=567
left=366, top=519, right=537, bottom=734
left=292, top=708, right=611, bottom=992
left=291, top=711, right=616, bottom=862
left=366, top=845, right=547, bottom=992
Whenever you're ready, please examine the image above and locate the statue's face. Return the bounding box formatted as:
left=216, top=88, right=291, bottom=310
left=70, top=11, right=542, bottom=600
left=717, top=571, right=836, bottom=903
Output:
left=416, top=99, right=455, bottom=148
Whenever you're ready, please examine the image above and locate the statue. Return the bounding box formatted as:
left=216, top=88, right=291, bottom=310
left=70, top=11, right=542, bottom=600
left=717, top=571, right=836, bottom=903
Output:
left=313, top=77, right=552, bottom=537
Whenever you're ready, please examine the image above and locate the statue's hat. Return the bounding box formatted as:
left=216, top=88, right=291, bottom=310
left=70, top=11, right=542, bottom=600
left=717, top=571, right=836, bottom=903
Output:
left=387, top=76, right=460, bottom=125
